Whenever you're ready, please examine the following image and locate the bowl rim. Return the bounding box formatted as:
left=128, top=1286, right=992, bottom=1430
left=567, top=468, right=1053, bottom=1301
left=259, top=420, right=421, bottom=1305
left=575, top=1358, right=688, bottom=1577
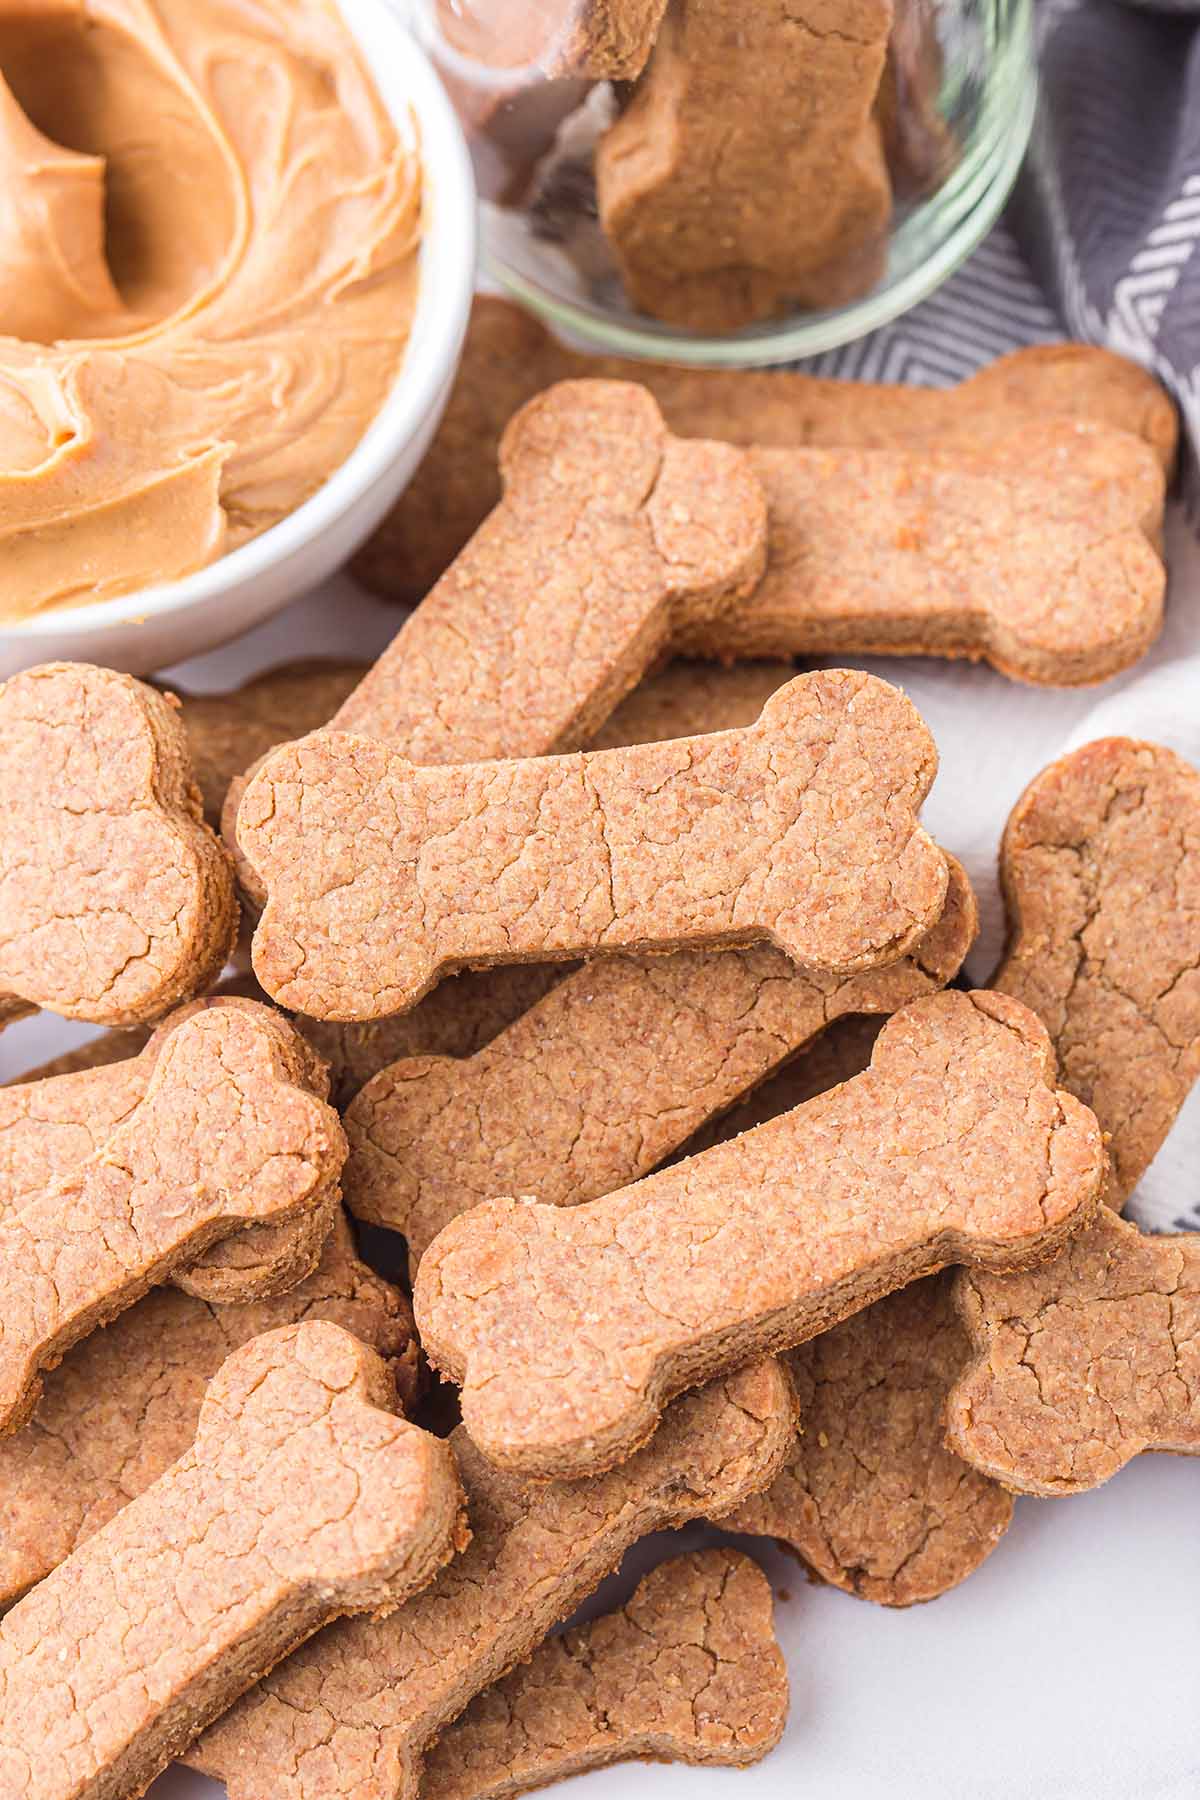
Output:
left=9, top=0, right=476, bottom=642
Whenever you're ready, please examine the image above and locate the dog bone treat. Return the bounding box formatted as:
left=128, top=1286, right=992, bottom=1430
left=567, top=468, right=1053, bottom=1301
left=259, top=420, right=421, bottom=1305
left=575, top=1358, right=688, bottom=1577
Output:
left=0, top=1213, right=419, bottom=1611
left=0, top=1322, right=466, bottom=1800
left=351, top=297, right=1177, bottom=600
left=727, top=1273, right=1013, bottom=1606
left=188, top=1358, right=796, bottom=1800
left=0, top=997, right=341, bottom=1307
left=947, top=1207, right=1200, bottom=1496
left=0, top=1002, right=346, bottom=1436
left=244, top=670, right=948, bottom=1020
left=343, top=858, right=975, bottom=1270
left=0, top=662, right=237, bottom=1027
left=422, top=1549, right=787, bottom=1800
left=176, top=663, right=365, bottom=826
left=677, top=427, right=1167, bottom=685
left=993, top=738, right=1200, bottom=1204
left=415, top=989, right=1106, bottom=1479
left=596, top=0, right=894, bottom=332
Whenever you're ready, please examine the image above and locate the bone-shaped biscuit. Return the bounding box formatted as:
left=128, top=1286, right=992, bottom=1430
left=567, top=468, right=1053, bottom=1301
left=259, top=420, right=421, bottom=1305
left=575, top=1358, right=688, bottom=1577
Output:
left=727, top=1270, right=1014, bottom=1607
left=0, top=1321, right=466, bottom=1800
left=0, top=1001, right=346, bottom=1435
left=946, top=1207, right=1200, bottom=1496
left=993, top=738, right=1200, bottom=1204
left=0, top=996, right=340, bottom=1307
left=415, top=989, right=1106, bottom=1480
left=422, top=1549, right=787, bottom=1800
left=226, top=380, right=765, bottom=901
left=596, top=0, right=893, bottom=331
left=353, top=296, right=1177, bottom=600
left=343, top=856, right=975, bottom=1271
left=242, top=669, right=948, bottom=1020
left=187, top=1358, right=796, bottom=1800
left=0, top=1212, right=419, bottom=1610
left=0, top=662, right=237, bottom=1027
left=677, top=429, right=1167, bottom=685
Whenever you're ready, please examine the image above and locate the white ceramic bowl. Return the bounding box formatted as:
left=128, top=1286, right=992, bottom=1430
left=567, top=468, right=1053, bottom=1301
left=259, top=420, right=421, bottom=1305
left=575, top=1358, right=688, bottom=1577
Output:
left=0, top=0, right=477, bottom=679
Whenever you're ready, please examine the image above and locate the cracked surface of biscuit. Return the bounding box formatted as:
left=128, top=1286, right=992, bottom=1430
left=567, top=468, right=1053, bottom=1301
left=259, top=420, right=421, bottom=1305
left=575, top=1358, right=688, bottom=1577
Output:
left=994, top=737, right=1200, bottom=1202
left=0, top=1214, right=418, bottom=1609
left=0, top=1321, right=467, bottom=1800
left=422, top=1549, right=787, bottom=1800
left=0, top=662, right=237, bottom=1027
left=415, top=989, right=1106, bottom=1480
left=947, top=1208, right=1200, bottom=1495
left=0, top=1003, right=346, bottom=1436
left=243, top=670, right=948, bottom=1020
left=188, top=1358, right=796, bottom=1800
left=343, top=859, right=975, bottom=1271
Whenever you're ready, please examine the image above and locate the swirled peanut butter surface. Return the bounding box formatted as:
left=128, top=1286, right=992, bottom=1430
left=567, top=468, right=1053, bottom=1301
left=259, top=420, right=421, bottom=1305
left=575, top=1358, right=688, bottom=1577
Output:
left=0, top=0, right=421, bottom=617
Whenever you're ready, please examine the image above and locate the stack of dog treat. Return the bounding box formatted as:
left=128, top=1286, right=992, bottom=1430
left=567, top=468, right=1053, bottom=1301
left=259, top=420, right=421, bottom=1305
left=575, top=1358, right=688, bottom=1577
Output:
left=1, top=296, right=1198, bottom=1800
left=463, top=0, right=958, bottom=330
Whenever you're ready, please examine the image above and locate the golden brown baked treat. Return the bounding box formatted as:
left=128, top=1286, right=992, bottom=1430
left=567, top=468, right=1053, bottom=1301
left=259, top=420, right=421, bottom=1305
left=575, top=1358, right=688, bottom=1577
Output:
left=0, top=1323, right=466, bottom=1800
left=596, top=0, right=894, bottom=330
left=993, top=738, right=1200, bottom=1203
left=0, top=1214, right=418, bottom=1610
left=727, top=1273, right=1014, bottom=1607
left=679, top=428, right=1167, bottom=685
left=422, top=1550, right=787, bottom=1800
left=350, top=297, right=1178, bottom=601
left=226, top=379, right=766, bottom=901
left=343, top=859, right=975, bottom=1271
left=558, top=0, right=670, bottom=75
left=0, top=662, right=237, bottom=1027
left=243, top=670, right=948, bottom=1020
left=187, top=1360, right=796, bottom=1800
left=947, top=1208, right=1200, bottom=1495
left=176, top=662, right=364, bottom=825
left=0, top=1002, right=345, bottom=1436
left=0, top=995, right=340, bottom=1306
left=415, top=989, right=1106, bottom=1480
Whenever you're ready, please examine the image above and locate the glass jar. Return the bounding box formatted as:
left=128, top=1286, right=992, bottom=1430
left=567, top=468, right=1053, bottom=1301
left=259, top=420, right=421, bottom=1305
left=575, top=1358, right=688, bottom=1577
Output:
left=410, top=0, right=1035, bottom=365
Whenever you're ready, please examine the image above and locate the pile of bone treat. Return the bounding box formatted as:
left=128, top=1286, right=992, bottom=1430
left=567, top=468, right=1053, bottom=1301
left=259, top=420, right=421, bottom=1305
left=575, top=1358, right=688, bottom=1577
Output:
left=1, top=295, right=1198, bottom=1800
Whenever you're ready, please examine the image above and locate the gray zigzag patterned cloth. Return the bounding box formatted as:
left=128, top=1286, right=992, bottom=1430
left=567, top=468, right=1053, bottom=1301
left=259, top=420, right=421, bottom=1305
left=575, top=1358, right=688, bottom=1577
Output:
left=812, top=0, right=1200, bottom=509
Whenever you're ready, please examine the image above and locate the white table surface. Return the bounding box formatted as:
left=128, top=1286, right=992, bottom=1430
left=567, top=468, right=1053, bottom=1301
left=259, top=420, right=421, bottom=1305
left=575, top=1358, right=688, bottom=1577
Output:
left=6, top=524, right=1199, bottom=1800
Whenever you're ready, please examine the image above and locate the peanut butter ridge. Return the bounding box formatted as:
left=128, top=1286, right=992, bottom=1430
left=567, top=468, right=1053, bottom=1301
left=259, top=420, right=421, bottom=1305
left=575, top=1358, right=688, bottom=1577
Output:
left=0, top=0, right=421, bottom=618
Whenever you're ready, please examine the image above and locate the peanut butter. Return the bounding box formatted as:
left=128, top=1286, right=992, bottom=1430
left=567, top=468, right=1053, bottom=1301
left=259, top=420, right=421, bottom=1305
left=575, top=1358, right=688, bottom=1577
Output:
left=0, top=0, right=422, bottom=618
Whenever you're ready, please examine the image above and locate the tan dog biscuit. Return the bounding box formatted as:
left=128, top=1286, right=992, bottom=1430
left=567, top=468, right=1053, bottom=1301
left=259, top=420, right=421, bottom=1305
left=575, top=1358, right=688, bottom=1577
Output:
left=351, top=297, right=1177, bottom=600
left=415, top=989, right=1106, bottom=1479
left=0, top=1001, right=346, bottom=1436
left=596, top=0, right=894, bottom=331
left=0, top=662, right=237, bottom=1027
left=0, top=1213, right=419, bottom=1610
left=243, top=670, right=949, bottom=1020
left=0, top=997, right=340, bottom=1306
left=993, top=738, right=1200, bottom=1203
left=678, top=428, right=1167, bottom=685
left=343, top=858, right=975, bottom=1271
left=177, top=662, right=365, bottom=826
left=728, top=1273, right=1014, bottom=1606
left=947, top=1207, right=1200, bottom=1496
left=188, top=1358, right=796, bottom=1800
left=0, top=1321, right=466, bottom=1800
left=422, top=1549, right=787, bottom=1800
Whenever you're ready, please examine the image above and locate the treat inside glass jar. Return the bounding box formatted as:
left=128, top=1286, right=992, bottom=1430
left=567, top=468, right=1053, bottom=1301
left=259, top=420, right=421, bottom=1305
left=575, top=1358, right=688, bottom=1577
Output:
left=414, top=0, right=1034, bottom=361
